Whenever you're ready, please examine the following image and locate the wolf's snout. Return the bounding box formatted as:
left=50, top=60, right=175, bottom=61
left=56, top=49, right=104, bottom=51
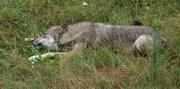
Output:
left=33, top=40, right=43, bottom=48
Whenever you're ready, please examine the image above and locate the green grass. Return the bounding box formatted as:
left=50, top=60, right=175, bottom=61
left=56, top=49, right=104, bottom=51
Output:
left=0, top=0, right=180, bottom=89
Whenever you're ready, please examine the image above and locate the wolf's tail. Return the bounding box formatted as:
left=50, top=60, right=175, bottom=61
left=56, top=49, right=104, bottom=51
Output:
left=132, top=20, right=143, bottom=26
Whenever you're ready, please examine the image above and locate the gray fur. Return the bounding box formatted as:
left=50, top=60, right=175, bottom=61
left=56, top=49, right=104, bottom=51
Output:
left=57, top=22, right=155, bottom=49
left=32, top=21, right=165, bottom=56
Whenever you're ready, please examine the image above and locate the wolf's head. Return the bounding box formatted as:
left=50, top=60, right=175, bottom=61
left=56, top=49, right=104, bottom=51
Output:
left=33, top=26, right=66, bottom=50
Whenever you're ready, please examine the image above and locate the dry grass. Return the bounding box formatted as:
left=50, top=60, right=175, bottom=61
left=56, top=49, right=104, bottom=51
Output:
left=0, top=0, right=180, bottom=89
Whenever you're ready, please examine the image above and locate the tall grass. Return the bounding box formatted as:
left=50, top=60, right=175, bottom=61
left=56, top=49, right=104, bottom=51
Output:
left=0, top=0, right=180, bottom=89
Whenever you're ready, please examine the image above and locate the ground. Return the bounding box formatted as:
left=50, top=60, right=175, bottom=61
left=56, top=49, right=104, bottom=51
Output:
left=0, top=0, right=180, bottom=89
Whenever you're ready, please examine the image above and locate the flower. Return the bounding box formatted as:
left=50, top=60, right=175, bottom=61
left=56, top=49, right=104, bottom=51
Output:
left=82, top=1, right=88, bottom=7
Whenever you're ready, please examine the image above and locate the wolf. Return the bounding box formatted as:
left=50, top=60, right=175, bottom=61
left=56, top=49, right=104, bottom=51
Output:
left=29, top=21, right=166, bottom=61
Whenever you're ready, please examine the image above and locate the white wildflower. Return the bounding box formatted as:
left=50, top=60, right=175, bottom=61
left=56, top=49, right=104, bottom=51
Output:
left=82, top=1, right=88, bottom=7
left=25, top=38, right=34, bottom=41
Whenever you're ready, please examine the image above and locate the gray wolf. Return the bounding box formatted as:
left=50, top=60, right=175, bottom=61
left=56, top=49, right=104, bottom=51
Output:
left=29, top=21, right=166, bottom=61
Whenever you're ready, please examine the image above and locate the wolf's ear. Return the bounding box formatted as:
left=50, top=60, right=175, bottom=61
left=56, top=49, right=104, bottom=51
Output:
left=60, top=24, right=69, bottom=33
left=52, top=26, right=68, bottom=35
left=51, top=26, right=62, bottom=33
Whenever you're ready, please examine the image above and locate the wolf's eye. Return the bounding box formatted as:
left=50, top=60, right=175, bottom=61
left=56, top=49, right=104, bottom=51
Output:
left=44, top=35, right=51, bottom=38
left=43, top=35, right=48, bottom=38
left=42, top=32, right=47, bottom=35
left=41, top=35, right=47, bottom=38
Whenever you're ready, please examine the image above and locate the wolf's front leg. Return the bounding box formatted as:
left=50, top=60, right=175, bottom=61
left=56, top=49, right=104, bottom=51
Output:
left=28, top=52, right=68, bottom=62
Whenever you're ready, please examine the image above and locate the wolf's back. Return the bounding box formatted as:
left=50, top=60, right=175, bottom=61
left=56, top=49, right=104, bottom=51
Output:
left=82, top=22, right=155, bottom=45
left=60, top=21, right=157, bottom=47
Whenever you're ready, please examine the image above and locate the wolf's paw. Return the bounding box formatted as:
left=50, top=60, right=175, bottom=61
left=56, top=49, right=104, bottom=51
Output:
left=28, top=55, right=41, bottom=68
left=28, top=55, right=40, bottom=62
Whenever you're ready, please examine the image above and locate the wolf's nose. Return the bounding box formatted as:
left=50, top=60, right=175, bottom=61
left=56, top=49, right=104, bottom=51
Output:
left=33, top=43, right=42, bottom=47
left=33, top=41, right=43, bottom=48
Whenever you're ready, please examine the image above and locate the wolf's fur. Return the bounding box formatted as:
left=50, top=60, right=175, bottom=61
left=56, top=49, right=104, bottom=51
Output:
left=30, top=21, right=166, bottom=61
left=132, top=35, right=153, bottom=56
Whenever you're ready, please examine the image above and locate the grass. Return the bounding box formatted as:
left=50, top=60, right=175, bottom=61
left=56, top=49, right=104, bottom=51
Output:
left=0, top=0, right=180, bottom=89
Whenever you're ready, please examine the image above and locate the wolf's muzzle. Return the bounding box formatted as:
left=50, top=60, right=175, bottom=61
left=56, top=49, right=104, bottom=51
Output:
left=33, top=41, right=43, bottom=48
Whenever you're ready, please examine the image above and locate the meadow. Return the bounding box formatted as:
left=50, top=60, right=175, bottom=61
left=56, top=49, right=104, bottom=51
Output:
left=0, top=0, right=180, bottom=89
